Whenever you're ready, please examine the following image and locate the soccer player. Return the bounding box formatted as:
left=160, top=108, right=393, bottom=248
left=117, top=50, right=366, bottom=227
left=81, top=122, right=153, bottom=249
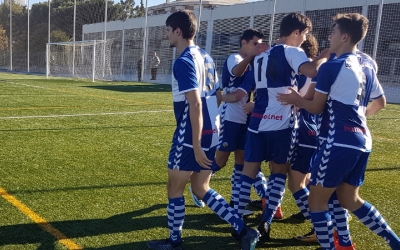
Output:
left=288, top=33, right=319, bottom=225
left=277, top=13, right=400, bottom=250
left=233, top=12, right=330, bottom=241
left=212, top=28, right=268, bottom=213
left=147, top=10, right=259, bottom=250
left=292, top=35, right=354, bottom=249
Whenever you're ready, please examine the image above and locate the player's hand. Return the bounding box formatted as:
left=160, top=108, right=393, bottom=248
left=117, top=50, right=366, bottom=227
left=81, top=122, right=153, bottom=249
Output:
left=242, top=102, right=254, bottom=114
left=277, top=87, right=301, bottom=106
left=250, top=43, right=270, bottom=57
left=319, top=48, right=331, bottom=59
left=193, top=146, right=212, bottom=169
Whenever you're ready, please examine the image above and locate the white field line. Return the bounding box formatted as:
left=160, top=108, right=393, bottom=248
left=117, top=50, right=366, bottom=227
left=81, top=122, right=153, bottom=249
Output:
left=8, top=82, right=47, bottom=89
left=0, top=110, right=173, bottom=119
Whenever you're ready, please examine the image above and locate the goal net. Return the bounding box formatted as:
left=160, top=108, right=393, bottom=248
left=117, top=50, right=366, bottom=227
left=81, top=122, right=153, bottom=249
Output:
left=46, top=40, right=113, bottom=82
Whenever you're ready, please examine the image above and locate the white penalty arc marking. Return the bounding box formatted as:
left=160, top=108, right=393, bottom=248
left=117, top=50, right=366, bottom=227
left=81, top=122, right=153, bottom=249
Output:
left=0, top=110, right=173, bottom=119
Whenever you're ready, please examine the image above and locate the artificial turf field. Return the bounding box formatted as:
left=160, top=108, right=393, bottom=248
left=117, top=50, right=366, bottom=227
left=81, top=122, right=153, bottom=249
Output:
left=0, top=72, right=399, bottom=250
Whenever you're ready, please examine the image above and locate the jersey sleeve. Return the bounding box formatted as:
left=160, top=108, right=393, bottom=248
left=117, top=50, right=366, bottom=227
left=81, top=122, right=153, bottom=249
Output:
left=370, top=74, right=384, bottom=99
left=238, top=71, right=256, bottom=93
left=284, top=46, right=310, bottom=74
left=315, top=62, right=337, bottom=94
left=214, top=67, right=221, bottom=90
left=173, top=57, right=198, bottom=93
left=226, top=54, right=242, bottom=76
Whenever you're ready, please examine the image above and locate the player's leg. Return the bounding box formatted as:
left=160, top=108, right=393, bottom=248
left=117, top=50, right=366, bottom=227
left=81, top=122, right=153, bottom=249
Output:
left=234, top=131, right=265, bottom=218
left=189, top=119, right=234, bottom=208
left=306, top=142, right=358, bottom=250
left=336, top=152, right=400, bottom=250
left=289, top=145, right=315, bottom=225
left=189, top=149, right=230, bottom=208
left=308, top=184, right=337, bottom=250
left=235, top=161, right=262, bottom=215
left=211, top=120, right=242, bottom=173
left=289, top=169, right=311, bottom=221
left=257, top=128, right=292, bottom=240
left=338, top=185, right=400, bottom=249
left=249, top=130, right=267, bottom=202
left=191, top=163, right=260, bottom=249
left=231, top=149, right=256, bottom=217
left=328, top=191, right=354, bottom=249
left=147, top=168, right=192, bottom=250
left=258, top=160, right=290, bottom=239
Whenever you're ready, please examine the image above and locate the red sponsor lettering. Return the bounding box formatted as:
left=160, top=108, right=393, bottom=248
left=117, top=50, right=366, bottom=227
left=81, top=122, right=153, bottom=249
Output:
left=343, top=125, right=366, bottom=133
left=251, top=112, right=283, bottom=121
left=202, top=128, right=218, bottom=135
left=308, top=130, right=317, bottom=136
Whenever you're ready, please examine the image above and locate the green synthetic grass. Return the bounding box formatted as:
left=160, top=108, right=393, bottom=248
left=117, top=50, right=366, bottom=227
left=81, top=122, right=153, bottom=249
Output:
left=0, top=72, right=399, bottom=250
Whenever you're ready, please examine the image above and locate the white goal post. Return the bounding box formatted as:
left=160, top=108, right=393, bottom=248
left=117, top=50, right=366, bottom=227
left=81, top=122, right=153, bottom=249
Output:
left=46, top=40, right=113, bottom=82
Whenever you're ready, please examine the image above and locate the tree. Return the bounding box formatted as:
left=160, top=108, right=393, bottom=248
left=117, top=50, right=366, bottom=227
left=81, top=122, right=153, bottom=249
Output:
left=0, top=24, right=8, bottom=50
left=0, top=1, right=27, bottom=53
left=50, top=30, right=70, bottom=43
left=133, top=0, right=145, bottom=18
left=118, top=0, right=136, bottom=19
left=0, top=0, right=145, bottom=54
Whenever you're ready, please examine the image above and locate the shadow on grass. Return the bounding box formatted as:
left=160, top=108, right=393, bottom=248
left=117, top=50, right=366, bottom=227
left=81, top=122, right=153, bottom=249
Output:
left=0, top=204, right=228, bottom=249
left=366, top=166, right=400, bottom=172
left=7, top=177, right=230, bottom=195
left=0, top=203, right=318, bottom=249
left=84, top=84, right=171, bottom=93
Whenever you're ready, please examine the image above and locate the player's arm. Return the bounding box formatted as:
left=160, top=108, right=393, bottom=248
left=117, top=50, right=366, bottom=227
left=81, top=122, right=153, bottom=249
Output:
left=277, top=88, right=327, bottom=114
left=366, top=72, right=386, bottom=117
left=231, top=43, right=269, bottom=76
left=366, top=95, right=386, bottom=117
left=303, top=82, right=316, bottom=100
left=224, top=69, right=255, bottom=103
left=298, top=49, right=330, bottom=78
left=216, top=89, right=223, bottom=107
left=222, top=89, right=247, bottom=103
left=242, top=101, right=254, bottom=114
left=185, top=90, right=212, bottom=168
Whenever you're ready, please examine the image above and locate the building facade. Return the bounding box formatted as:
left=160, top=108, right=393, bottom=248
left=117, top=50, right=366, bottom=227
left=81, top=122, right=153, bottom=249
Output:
left=82, top=0, right=400, bottom=102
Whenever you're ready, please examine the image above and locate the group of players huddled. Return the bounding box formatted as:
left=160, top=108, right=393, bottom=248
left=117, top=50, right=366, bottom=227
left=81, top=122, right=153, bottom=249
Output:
left=147, top=9, right=400, bottom=250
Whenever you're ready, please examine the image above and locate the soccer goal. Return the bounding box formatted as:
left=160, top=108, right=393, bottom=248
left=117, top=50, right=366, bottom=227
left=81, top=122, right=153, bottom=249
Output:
left=46, top=40, right=113, bottom=82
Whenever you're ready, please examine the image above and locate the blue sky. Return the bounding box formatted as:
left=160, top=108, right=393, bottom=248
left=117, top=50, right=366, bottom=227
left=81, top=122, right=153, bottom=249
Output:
left=26, top=0, right=260, bottom=8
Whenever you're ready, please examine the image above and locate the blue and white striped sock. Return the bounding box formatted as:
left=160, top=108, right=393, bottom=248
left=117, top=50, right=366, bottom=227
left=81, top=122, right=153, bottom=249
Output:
left=329, top=193, right=352, bottom=247
left=230, top=164, right=243, bottom=203
left=261, top=173, right=286, bottom=225
left=204, top=188, right=245, bottom=234
left=293, top=188, right=310, bottom=221
left=253, top=170, right=267, bottom=199
left=310, top=211, right=335, bottom=250
left=353, top=201, right=400, bottom=249
left=168, top=197, right=185, bottom=244
left=234, top=174, right=253, bottom=218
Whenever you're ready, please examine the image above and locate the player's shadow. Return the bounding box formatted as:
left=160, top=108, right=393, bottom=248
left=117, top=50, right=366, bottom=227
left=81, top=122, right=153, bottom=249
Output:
left=0, top=204, right=237, bottom=249
left=84, top=235, right=240, bottom=250
left=84, top=84, right=171, bottom=93
left=366, top=166, right=400, bottom=172
left=257, top=238, right=319, bottom=248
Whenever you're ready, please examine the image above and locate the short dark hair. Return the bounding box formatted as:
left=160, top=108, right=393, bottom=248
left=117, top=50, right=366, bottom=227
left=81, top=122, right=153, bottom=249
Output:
left=165, top=10, right=197, bottom=40
left=239, top=28, right=264, bottom=47
left=280, top=13, right=312, bottom=37
left=333, top=13, right=369, bottom=45
left=301, top=34, right=319, bottom=59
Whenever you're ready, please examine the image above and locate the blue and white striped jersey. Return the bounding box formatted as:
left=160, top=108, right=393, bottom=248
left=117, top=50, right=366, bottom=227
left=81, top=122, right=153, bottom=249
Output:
left=171, top=46, right=220, bottom=150
left=316, top=52, right=384, bottom=151
left=220, top=53, right=255, bottom=124
left=249, top=44, right=309, bottom=132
